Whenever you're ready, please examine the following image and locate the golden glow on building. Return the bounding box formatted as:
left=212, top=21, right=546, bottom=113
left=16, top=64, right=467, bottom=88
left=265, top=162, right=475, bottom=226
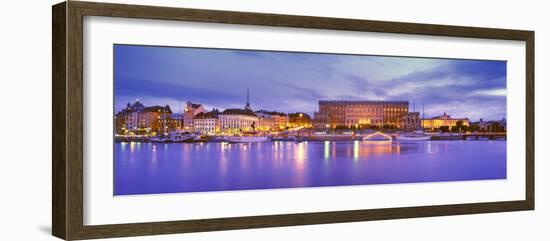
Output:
left=422, top=113, right=469, bottom=129
left=313, top=100, right=410, bottom=128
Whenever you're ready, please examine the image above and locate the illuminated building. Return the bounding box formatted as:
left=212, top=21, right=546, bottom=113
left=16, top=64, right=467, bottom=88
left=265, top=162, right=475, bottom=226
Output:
left=219, top=109, right=259, bottom=134
left=182, top=101, right=206, bottom=131
left=255, top=110, right=289, bottom=131
left=114, top=100, right=172, bottom=135
left=216, top=87, right=268, bottom=134
left=401, top=112, right=421, bottom=130
left=170, top=112, right=184, bottom=130
left=255, top=112, right=275, bottom=132
left=272, top=114, right=289, bottom=130
left=313, top=100, right=409, bottom=129
left=288, top=112, right=312, bottom=128
left=193, top=111, right=220, bottom=135
left=422, top=112, right=469, bottom=130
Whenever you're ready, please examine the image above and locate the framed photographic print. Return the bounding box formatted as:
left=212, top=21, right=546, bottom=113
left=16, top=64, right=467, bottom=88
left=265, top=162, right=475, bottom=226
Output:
left=52, top=1, right=534, bottom=240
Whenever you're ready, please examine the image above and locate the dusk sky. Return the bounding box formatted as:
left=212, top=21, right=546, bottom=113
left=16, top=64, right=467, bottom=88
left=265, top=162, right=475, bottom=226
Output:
left=114, top=44, right=506, bottom=121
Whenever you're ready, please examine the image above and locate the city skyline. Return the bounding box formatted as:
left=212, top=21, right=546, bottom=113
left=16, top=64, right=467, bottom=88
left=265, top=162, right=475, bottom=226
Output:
left=114, top=44, right=507, bottom=121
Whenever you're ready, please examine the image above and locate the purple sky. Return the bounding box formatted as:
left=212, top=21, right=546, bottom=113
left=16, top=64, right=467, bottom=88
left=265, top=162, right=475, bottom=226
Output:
left=114, top=44, right=506, bottom=121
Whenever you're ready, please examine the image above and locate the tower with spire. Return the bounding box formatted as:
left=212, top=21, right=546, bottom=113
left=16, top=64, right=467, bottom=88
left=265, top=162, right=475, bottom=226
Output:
left=245, top=87, right=251, bottom=110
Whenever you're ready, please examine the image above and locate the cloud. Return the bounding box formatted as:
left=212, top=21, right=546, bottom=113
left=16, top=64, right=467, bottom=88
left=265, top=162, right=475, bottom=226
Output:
left=115, top=75, right=243, bottom=109
left=274, top=81, right=328, bottom=101
left=114, top=45, right=507, bottom=120
left=337, top=59, right=506, bottom=120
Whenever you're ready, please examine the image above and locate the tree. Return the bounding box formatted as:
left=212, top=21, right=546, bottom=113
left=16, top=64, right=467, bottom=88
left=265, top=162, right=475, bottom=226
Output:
left=451, top=126, right=459, bottom=132
left=490, top=123, right=504, bottom=132
left=455, top=120, right=465, bottom=132
left=468, top=124, right=480, bottom=133
left=334, top=125, right=347, bottom=130
left=439, top=126, right=450, bottom=133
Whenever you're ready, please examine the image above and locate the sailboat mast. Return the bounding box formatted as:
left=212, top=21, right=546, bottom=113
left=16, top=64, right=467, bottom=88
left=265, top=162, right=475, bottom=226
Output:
left=420, top=102, right=425, bottom=129
left=163, top=106, right=167, bottom=136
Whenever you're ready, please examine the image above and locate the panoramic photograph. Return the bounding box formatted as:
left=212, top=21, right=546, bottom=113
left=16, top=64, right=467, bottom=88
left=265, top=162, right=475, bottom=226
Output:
left=113, top=44, right=507, bottom=196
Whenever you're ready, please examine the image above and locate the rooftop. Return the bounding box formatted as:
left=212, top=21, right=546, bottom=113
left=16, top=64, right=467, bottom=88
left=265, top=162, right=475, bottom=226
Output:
left=319, top=100, right=409, bottom=105
left=428, top=113, right=468, bottom=120
left=255, top=109, right=287, bottom=117
left=117, top=101, right=172, bottom=115
left=221, top=108, right=257, bottom=117
left=194, top=111, right=219, bottom=119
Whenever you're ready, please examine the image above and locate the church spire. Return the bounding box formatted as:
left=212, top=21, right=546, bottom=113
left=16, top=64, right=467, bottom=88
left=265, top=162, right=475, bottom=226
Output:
left=245, top=87, right=251, bottom=110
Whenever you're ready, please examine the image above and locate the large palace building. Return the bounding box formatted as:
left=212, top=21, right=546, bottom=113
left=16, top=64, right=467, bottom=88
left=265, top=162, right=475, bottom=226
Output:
left=313, top=100, right=418, bottom=129
left=422, top=112, right=469, bottom=130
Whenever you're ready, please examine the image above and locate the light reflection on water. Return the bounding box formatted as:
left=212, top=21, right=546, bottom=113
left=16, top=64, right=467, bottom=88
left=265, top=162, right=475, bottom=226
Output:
left=114, top=140, right=506, bottom=195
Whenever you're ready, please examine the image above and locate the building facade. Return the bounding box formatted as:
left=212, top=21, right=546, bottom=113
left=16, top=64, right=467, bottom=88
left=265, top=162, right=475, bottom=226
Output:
left=272, top=114, right=289, bottom=130
left=182, top=101, right=206, bottom=131
left=193, top=111, right=220, bottom=135
left=255, top=110, right=289, bottom=131
left=288, top=112, right=312, bottom=128
left=401, top=112, right=421, bottom=130
left=255, top=112, right=275, bottom=132
left=170, top=113, right=184, bottom=131
left=219, top=109, right=259, bottom=134
left=115, top=101, right=173, bottom=135
left=422, top=113, right=469, bottom=130
left=313, top=100, right=409, bottom=129
left=477, top=118, right=506, bottom=132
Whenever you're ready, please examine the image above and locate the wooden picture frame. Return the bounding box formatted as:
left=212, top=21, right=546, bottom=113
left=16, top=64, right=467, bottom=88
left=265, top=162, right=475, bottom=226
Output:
left=52, top=1, right=534, bottom=240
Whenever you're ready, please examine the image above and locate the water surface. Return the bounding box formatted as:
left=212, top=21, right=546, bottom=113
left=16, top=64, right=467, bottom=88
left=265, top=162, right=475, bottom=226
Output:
left=114, top=140, right=506, bottom=195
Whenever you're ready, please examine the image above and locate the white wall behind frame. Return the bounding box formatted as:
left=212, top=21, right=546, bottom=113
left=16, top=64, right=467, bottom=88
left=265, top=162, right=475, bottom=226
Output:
left=83, top=14, right=525, bottom=225
left=0, top=0, right=547, bottom=241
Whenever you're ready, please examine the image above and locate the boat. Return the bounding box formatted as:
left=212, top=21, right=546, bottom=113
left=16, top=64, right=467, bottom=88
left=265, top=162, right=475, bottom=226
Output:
left=168, top=131, right=194, bottom=143
left=396, top=131, right=431, bottom=141
left=223, top=136, right=270, bottom=143
left=292, top=136, right=305, bottom=142
left=192, top=135, right=209, bottom=142
left=151, top=136, right=172, bottom=143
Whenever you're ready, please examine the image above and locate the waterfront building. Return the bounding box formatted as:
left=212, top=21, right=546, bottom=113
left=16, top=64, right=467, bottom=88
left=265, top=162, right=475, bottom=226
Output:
left=313, top=100, right=409, bottom=129
left=255, top=112, right=275, bottom=132
left=170, top=113, right=184, bottom=131
left=115, top=100, right=172, bottom=135
left=160, top=113, right=179, bottom=132
left=477, top=118, right=506, bottom=132
left=193, top=111, right=220, bottom=135
left=219, top=109, right=259, bottom=134
left=288, top=112, right=312, bottom=128
left=214, top=87, right=272, bottom=134
left=182, top=101, right=206, bottom=131
left=401, top=112, right=421, bottom=130
left=422, top=112, right=469, bottom=130
left=272, top=114, right=289, bottom=130
left=255, top=110, right=289, bottom=131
